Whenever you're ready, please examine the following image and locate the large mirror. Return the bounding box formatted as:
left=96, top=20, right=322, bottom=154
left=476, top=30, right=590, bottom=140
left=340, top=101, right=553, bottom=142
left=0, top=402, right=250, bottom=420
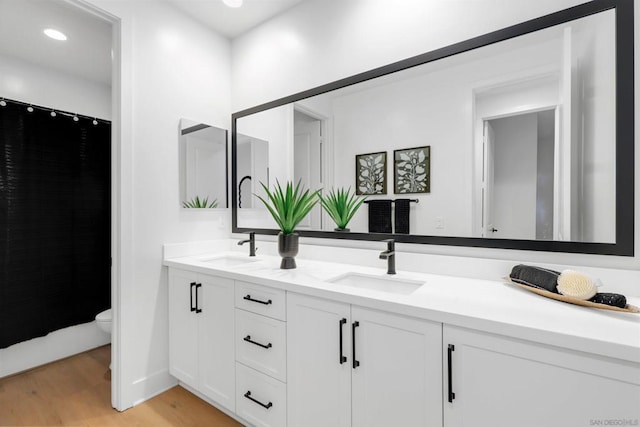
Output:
left=232, top=0, right=634, bottom=256
left=180, top=119, right=228, bottom=209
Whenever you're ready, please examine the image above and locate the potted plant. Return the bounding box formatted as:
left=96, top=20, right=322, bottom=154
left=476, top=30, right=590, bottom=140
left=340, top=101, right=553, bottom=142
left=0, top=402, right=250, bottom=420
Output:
left=319, top=187, right=366, bottom=232
left=256, top=180, right=321, bottom=269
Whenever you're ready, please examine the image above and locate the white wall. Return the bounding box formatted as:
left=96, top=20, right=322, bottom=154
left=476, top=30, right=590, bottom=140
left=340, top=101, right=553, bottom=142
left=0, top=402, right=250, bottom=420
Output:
left=231, top=0, right=640, bottom=273
left=80, top=0, right=232, bottom=410
left=0, top=53, right=111, bottom=119
left=231, top=0, right=588, bottom=111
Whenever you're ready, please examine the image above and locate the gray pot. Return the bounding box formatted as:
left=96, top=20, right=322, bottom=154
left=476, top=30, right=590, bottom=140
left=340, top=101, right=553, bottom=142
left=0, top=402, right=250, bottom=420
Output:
left=278, top=232, right=299, bottom=269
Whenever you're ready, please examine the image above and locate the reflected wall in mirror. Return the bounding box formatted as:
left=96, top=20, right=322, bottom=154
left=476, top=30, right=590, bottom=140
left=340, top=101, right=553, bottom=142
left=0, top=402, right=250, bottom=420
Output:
left=232, top=0, right=634, bottom=256
left=180, top=118, right=228, bottom=209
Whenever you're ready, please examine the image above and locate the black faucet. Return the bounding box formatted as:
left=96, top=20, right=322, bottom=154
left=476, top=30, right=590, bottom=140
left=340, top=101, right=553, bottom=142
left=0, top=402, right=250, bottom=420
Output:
left=379, top=239, right=396, bottom=275
left=238, top=231, right=257, bottom=256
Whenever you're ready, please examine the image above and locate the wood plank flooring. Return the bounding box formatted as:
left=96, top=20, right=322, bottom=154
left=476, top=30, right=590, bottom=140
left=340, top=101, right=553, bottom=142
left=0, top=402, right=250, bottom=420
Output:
left=0, top=345, right=243, bottom=426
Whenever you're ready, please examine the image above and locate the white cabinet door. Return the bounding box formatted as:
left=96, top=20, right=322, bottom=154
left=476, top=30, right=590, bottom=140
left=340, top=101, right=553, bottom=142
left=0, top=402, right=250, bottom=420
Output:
left=198, top=275, right=236, bottom=412
left=168, top=269, right=236, bottom=412
left=168, top=269, right=199, bottom=387
left=443, top=325, right=640, bottom=427
left=287, top=293, right=351, bottom=427
left=351, top=306, right=442, bottom=427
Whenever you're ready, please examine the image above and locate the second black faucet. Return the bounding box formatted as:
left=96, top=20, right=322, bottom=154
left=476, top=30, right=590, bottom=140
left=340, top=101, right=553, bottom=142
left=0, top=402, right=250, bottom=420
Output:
left=379, top=239, right=396, bottom=275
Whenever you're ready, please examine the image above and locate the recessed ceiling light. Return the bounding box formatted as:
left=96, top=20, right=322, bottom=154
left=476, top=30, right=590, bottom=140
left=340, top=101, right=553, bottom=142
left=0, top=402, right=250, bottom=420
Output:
left=44, top=28, right=67, bottom=41
left=222, top=0, right=243, bottom=8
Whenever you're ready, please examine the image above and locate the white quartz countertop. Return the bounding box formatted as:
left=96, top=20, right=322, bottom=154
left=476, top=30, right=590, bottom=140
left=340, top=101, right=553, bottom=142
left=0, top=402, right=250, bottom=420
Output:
left=163, top=251, right=640, bottom=364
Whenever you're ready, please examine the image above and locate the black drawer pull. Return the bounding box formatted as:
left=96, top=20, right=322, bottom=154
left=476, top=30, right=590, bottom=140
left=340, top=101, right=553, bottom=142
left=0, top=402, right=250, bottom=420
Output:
left=195, top=283, right=202, bottom=313
left=339, top=318, right=347, bottom=364
left=244, top=391, right=272, bottom=409
left=190, top=282, right=196, bottom=312
left=243, top=294, right=272, bottom=305
left=244, top=335, right=272, bottom=349
left=352, top=321, right=360, bottom=369
left=448, top=344, right=456, bottom=402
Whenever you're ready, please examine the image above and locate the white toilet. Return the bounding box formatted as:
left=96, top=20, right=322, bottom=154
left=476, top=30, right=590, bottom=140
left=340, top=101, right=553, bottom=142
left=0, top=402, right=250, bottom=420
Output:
left=96, top=308, right=112, bottom=335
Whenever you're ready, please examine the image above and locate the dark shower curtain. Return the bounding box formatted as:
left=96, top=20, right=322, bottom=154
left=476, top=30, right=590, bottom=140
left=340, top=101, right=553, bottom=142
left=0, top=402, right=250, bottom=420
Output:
left=0, top=99, right=111, bottom=349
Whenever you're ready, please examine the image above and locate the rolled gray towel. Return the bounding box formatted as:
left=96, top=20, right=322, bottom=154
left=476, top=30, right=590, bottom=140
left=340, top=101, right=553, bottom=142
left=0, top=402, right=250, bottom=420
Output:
left=509, top=264, right=560, bottom=293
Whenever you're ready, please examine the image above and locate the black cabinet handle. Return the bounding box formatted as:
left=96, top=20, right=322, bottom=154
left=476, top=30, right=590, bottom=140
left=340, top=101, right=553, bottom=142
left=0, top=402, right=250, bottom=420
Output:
left=448, top=344, right=456, bottom=402
left=244, top=335, right=272, bottom=349
left=339, top=318, right=347, bottom=364
left=244, top=391, right=272, bottom=409
left=195, top=283, right=202, bottom=313
left=243, top=294, right=272, bottom=305
left=352, top=321, right=360, bottom=369
left=190, top=282, right=196, bottom=312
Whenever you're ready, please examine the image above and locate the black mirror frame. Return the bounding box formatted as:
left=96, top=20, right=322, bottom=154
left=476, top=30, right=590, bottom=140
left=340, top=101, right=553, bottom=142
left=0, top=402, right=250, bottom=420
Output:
left=232, top=0, right=634, bottom=256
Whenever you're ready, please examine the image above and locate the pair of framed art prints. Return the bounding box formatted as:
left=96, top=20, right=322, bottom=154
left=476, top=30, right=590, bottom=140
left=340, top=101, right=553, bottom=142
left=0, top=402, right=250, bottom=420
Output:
left=355, top=146, right=430, bottom=196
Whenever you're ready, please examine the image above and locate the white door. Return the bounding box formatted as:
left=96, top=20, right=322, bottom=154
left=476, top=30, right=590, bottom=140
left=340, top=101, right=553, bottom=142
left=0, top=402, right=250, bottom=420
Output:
left=351, top=306, right=442, bottom=427
left=294, top=110, right=323, bottom=229
left=168, top=269, right=199, bottom=387
left=198, top=275, right=236, bottom=412
left=484, top=114, right=539, bottom=239
left=287, top=293, right=351, bottom=427
left=443, top=325, right=640, bottom=427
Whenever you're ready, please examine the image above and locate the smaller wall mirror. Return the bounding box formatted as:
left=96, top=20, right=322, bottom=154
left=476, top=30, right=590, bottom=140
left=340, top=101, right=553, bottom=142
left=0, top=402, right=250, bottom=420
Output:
left=179, top=118, right=228, bottom=209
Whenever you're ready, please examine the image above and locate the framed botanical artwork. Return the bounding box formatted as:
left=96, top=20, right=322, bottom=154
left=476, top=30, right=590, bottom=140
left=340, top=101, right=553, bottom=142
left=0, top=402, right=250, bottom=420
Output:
left=394, top=146, right=430, bottom=194
left=355, top=151, right=387, bottom=195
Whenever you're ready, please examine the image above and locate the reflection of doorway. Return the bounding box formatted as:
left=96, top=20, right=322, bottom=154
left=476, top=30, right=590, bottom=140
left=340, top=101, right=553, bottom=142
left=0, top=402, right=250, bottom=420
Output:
left=293, top=108, right=324, bottom=229
left=483, top=109, right=557, bottom=240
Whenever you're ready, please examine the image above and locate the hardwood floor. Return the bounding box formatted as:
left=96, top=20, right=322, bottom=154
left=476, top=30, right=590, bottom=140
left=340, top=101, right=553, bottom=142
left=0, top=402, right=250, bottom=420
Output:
left=0, top=345, right=243, bottom=426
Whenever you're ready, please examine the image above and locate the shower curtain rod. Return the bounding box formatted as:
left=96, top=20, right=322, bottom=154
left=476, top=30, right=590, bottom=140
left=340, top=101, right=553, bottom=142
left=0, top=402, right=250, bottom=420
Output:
left=0, top=96, right=111, bottom=124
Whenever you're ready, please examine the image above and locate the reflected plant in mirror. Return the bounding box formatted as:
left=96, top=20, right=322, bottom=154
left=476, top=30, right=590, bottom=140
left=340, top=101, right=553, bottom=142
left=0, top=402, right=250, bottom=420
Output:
left=320, top=187, right=367, bottom=232
left=183, top=196, right=218, bottom=209
left=232, top=0, right=633, bottom=256
left=179, top=118, right=228, bottom=209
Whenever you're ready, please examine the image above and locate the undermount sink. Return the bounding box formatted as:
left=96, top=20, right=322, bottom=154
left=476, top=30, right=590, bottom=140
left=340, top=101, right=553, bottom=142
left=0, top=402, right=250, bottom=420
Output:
left=327, top=272, right=424, bottom=295
left=196, top=254, right=259, bottom=268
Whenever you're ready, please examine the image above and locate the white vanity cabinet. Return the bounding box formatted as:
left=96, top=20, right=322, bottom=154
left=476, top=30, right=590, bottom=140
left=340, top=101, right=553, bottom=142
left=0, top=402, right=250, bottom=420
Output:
left=168, top=269, right=236, bottom=412
left=287, top=292, right=442, bottom=427
left=443, top=325, right=640, bottom=427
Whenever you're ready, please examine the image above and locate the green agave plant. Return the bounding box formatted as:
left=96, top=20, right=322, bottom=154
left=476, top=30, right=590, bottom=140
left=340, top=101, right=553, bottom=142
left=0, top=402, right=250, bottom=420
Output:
left=256, top=180, right=321, bottom=235
left=182, top=196, right=218, bottom=209
left=319, top=187, right=366, bottom=230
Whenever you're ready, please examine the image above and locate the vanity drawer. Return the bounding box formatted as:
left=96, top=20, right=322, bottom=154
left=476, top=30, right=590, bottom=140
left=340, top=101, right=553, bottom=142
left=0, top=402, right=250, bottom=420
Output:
left=236, top=309, right=286, bottom=382
left=236, top=362, right=287, bottom=427
left=235, top=281, right=286, bottom=321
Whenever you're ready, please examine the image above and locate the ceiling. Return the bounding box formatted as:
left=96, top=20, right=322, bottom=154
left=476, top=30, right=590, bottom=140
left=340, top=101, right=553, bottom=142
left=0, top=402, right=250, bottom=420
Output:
left=0, top=0, right=112, bottom=85
left=0, top=0, right=306, bottom=87
left=166, top=0, right=306, bottom=39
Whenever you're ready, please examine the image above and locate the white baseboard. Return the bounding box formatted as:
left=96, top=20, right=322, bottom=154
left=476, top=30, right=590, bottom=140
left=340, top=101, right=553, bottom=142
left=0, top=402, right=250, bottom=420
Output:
left=131, top=368, right=177, bottom=407
left=0, top=321, right=111, bottom=378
